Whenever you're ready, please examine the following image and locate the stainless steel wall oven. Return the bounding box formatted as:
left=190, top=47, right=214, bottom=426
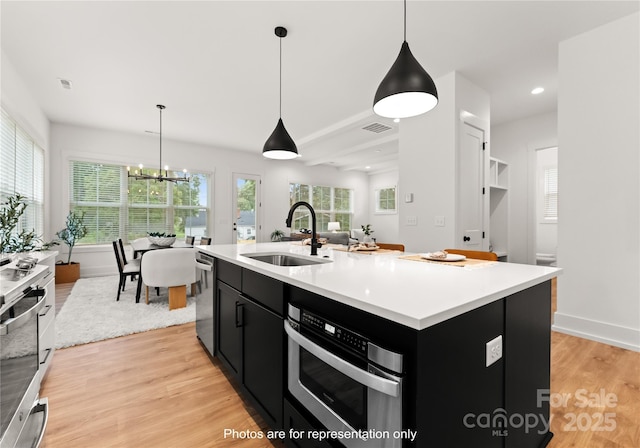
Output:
left=0, top=266, right=51, bottom=448
left=285, top=304, right=404, bottom=448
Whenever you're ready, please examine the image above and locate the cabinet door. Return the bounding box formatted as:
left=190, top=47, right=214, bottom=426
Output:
left=241, top=295, right=284, bottom=430
left=217, top=282, right=242, bottom=380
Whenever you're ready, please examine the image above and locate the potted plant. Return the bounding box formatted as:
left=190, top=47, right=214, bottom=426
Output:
left=54, top=210, right=87, bottom=283
left=270, top=229, right=285, bottom=242
left=361, top=224, right=375, bottom=246
left=0, top=194, right=54, bottom=264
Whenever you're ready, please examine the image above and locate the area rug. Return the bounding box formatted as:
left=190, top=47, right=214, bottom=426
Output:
left=55, top=275, right=196, bottom=349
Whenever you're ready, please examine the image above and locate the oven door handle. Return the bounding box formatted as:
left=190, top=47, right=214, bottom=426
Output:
left=0, top=292, right=46, bottom=336
left=285, top=320, right=400, bottom=397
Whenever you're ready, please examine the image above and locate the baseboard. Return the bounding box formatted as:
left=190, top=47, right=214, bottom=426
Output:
left=80, top=265, right=117, bottom=279
left=553, top=312, right=640, bottom=352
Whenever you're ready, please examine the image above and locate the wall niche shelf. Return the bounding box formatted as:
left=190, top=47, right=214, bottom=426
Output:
left=489, top=157, right=509, bottom=261
left=489, top=157, right=509, bottom=189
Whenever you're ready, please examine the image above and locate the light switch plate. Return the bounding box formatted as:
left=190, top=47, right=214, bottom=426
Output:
left=486, top=335, right=503, bottom=367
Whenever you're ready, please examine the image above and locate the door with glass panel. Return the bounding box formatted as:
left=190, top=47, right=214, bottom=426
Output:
left=232, top=174, right=260, bottom=244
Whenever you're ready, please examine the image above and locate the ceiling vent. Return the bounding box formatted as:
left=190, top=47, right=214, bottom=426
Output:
left=58, top=78, right=72, bottom=90
left=362, top=122, right=392, bottom=134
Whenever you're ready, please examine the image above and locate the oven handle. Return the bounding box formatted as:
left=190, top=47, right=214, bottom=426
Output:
left=285, top=320, right=400, bottom=397
left=0, top=292, right=46, bottom=336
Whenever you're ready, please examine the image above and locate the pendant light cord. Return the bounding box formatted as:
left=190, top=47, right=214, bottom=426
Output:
left=279, top=37, right=282, bottom=119
left=159, top=106, right=163, bottom=175
left=403, top=0, right=407, bottom=42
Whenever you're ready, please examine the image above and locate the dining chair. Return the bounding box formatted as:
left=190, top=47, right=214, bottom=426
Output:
left=376, top=243, right=405, bottom=251
left=198, top=236, right=212, bottom=245
left=140, top=248, right=196, bottom=310
left=112, top=241, right=142, bottom=302
left=185, top=235, right=195, bottom=245
left=118, top=238, right=141, bottom=272
left=444, top=248, right=499, bottom=261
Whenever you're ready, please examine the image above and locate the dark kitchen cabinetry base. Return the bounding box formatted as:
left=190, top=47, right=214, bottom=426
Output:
left=215, top=259, right=285, bottom=431
left=210, top=256, right=552, bottom=448
left=283, top=398, right=337, bottom=448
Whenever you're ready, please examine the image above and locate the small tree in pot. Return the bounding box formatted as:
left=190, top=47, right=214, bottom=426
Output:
left=54, top=210, right=87, bottom=283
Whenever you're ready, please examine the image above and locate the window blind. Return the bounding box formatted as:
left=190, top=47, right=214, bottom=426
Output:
left=0, top=109, right=45, bottom=239
left=543, top=167, right=558, bottom=220
left=69, top=160, right=210, bottom=244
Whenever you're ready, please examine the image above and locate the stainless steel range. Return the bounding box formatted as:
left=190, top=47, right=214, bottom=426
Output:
left=0, top=258, right=51, bottom=448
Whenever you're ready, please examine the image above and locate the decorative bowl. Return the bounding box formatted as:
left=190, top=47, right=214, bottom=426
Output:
left=147, top=236, right=176, bottom=247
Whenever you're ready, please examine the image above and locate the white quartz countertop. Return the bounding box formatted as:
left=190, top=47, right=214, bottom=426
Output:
left=199, top=242, right=561, bottom=330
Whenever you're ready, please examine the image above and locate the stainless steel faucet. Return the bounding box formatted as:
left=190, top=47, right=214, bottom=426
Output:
left=286, top=201, right=322, bottom=256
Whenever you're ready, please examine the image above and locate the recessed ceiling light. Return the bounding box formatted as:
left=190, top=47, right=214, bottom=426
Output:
left=531, top=87, right=544, bottom=95
left=393, top=118, right=400, bottom=123
left=365, top=166, right=371, bottom=170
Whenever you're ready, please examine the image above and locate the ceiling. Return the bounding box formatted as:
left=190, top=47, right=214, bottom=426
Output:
left=2, top=1, right=638, bottom=174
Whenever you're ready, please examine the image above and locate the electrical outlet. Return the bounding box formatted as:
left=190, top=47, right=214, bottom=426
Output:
left=486, top=335, right=503, bottom=367
left=435, top=216, right=445, bottom=227
left=406, top=216, right=417, bottom=226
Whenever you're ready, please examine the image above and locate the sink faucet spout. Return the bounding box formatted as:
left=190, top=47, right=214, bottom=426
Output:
left=286, top=201, right=322, bottom=256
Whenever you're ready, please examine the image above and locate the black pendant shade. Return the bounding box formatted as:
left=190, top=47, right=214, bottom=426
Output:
left=373, top=41, right=438, bottom=119
left=263, top=118, right=298, bottom=160
left=263, top=26, right=299, bottom=160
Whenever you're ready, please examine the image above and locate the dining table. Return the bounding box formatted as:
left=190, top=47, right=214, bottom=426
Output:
left=129, top=238, right=194, bottom=300
left=130, top=238, right=194, bottom=259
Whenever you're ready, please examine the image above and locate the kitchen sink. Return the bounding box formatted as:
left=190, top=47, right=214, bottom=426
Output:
left=241, top=252, right=332, bottom=266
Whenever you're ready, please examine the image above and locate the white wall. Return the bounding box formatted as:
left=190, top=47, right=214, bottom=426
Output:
left=398, top=71, right=490, bottom=253
left=555, top=12, right=639, bottom=351
left=49, top=123, right=368, bottom=277
left=491, top=111, right=557, bottom=264
left=367, top=170, right=399, bottom=243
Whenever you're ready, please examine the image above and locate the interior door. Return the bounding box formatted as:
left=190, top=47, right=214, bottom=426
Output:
left=458, top=123, right=486, bottom=250
left=232, top=173, right=261, bottom=244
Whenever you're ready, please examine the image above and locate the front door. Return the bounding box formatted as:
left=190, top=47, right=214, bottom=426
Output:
left=232, top=173, right=260, bottom=244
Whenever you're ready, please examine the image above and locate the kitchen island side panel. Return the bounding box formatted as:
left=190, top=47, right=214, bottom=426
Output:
left=504, top=280, right=552, bottom=448
left=415, top=299, right=505, bottom=448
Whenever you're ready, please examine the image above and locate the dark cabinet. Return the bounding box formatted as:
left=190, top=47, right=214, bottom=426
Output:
left=217, top=281, right=242, bottom=381
left=241, top=295, right=284, bottom=429
left=215, top=259, right=285, bottom=430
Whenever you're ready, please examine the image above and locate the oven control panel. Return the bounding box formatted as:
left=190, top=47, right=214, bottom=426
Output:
left=301, top=310, right=368, bottom=355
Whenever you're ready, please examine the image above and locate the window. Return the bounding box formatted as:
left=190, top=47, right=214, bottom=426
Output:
left=375, top=186, right=397, bottom=214
left=289, top=183, right=353, bottom=231
left=69, top=160, right=209, bottom=245
left=543, top=168, right=558, bottom=220
left=0, top=109, right=44, bottom=239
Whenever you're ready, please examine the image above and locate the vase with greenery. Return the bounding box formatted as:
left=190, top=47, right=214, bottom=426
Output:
left=54, top=210, right=87, bottom=283
left=361, top=224, right=375, bottom=246
left=270, top=229, right=285, bottom=242
left=1, top=193, right=45, bottom=258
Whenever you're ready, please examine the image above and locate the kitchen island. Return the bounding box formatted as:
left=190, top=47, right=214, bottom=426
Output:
left=198, top=242, right=561, bottom=448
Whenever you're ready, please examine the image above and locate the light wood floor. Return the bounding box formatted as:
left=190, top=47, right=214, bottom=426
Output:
left=43, top=282, right=639, bottom=448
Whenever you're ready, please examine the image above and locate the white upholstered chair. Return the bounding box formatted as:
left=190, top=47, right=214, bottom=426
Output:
left=140, top=248, right=196, bottom=310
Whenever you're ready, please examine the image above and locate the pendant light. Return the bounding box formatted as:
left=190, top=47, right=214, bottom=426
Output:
left=263, top=26, right=299, bottom=160
left=373, top=0, right=438, bottom=119
left=127, top=105, right=189, bottom=183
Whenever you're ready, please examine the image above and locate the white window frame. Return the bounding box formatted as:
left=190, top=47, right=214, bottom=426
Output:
left=374, top=186, right=397, bottom=214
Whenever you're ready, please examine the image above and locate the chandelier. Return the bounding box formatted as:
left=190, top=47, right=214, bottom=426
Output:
left=127, top=104, right=190, bottom=183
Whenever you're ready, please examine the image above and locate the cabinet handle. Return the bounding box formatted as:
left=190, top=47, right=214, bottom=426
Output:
left=235, top=302, right=244, bottom=328
left=40, top=347, right=52, bottom=365
left=39, top=304, right=53, bottom=317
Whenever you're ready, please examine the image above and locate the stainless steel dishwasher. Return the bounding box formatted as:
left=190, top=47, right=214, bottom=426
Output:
left=195, top=252, right=215, bottom=357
